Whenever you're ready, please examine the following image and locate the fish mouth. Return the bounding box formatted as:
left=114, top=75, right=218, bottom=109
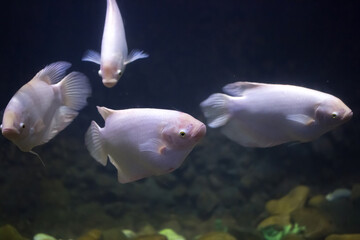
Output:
left=2, top=127, right=20, bottom=140
left=102, top=79, right=117, bottom=88
left=192, top=123, right=206, bottom=141
left=343, top=110, right=353, bottom=121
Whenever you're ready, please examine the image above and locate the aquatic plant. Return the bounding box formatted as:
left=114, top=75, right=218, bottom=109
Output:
left=259, top=223, right=306, bottom=240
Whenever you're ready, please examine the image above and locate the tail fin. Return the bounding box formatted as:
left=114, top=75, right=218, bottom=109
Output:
left=85, top=121, right=107, bottom=166
left=60, top=72, right=92, bottom=111
left=200, top=93, right=231, bottom=128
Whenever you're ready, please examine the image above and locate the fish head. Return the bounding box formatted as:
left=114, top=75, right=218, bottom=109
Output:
left=1, top=108, right=28, bottom=142
left=316, top=96, right=353, bottom=128
left=99, top=63, right=124, bottom=88
left=162, top=113, right=206, bottom=150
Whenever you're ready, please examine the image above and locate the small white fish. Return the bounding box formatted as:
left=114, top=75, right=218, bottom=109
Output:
left=85, top=106, right=206, bottom=183
left=326, top=188, right=352, bottom=201
left=1, top=62, right=91, bottom=152
left=200, top=81, right=352, bottom=147
left=82, top=0, right=148, bottom=88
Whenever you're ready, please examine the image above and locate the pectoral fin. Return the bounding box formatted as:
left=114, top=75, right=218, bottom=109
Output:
left=124, top=49, right=149, bottom=65
left=286, top=114, right=315, bottom=126
left=82, top=50, right=101, bottom=64
left=33, top=119, right=46, bottom=133
left=139, top=138, right=167, bottom=155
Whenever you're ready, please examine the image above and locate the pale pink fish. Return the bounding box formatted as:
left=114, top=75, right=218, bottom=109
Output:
left=85, top=106, right=206, bottom=183
left=1, top=62, right=91, bottom=152
left=82, top=0, right=148, bottom=88
left=200, top=81, right=352, bottom=148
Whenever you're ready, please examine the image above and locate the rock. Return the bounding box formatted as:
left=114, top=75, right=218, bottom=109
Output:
left=154, top=174, right=178, bottom=189
left=198, top=232, right=236, bottom=240
left=133, top=234, right=167, bottom=240
left=250, top=192, right=269, bottom=212
left=240, top=173, right=260, bottom=189
left=326, top=234, right=360, bottom=240
left=196, top=189, right=219, bottom=218
left=94, top=173, right=116, bottom=188
left=257, top=214, right=291, bottom=229
left=266, top=186, right=310, bottom=215
left=283, top=234, right=306, bottom=240
left=137, top=224, right=157, bottom=236
left=173, top=184, right=188, bottom=200
left=291, top=208, right=335, bottom=240
left=74, top=202, right=115, bottom=229
left=101, top=227, right=128, bottom=240
left=0, top=225, right=26, bottom=240
left=218, top=187, right=243, bottom=207
left=40, top=180, right=70, bottom=207
left=158, top=229, right=185, bottom=240
left=122, top=230, right=136, bottom=239
left=34, top=233, right=56, bottom=240
left=160, top=220, right=182, bottom=234
left=308, top=194, right=326, bottom=208
left=103, top=202, right=126, bottom=218
left=208, top=174, right=223, bottom=190
left=228, top=227, right=263, bottom=240
left=77, top=229, right=102, bottom=240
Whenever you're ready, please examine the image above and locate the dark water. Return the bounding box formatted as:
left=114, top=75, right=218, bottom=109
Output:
left=0, top=0, right=359, bottom=239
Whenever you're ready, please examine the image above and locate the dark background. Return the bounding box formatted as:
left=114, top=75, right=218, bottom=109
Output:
left=1, top=0, right=359, bottom=116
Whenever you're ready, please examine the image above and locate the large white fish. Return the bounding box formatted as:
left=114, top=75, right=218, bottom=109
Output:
left=82, top=0, right=148, bottom=88
left=85, top=106, right=206, bottom=183
left=200, top=81, right=352, bottom=148
left=1, top=62, right=91, bottom=152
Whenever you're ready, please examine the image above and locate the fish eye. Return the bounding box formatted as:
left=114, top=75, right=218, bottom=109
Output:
left=20, top=122, right=25, bottom=129
left=98, top=69, right=102, bottom=77
left=117, top=69, right=122, bottom=76
left=332, top=112, right=338, bottom=119
left=179, top=131, right=186, bottom=137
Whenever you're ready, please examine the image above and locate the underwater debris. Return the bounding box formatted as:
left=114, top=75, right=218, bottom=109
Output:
left=325, top=188, right=352, bottom=201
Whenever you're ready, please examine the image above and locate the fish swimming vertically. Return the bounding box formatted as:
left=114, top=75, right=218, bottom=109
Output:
left=85, top=106, right=206, bottom=183
left=1, top=62, right=91, bottom=152
left=82, top=0, right=148, bottom=88
left=200, top=81, right=352, bottom=148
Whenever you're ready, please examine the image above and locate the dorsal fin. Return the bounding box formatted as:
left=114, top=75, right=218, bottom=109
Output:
left=35, top=61, right=72, bottom=84
left=97, top=106, right=115, bottom=120
left=222, top=81, right=267, bottom=96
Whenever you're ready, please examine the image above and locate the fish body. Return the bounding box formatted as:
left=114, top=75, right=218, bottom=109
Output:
left=82, top=0, right=148, bottom=88
left=1, top=62, right=91, bottom=152
left=200, top=82, right=352, bottom=147
left=85, top=107, right=206, bottom=183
